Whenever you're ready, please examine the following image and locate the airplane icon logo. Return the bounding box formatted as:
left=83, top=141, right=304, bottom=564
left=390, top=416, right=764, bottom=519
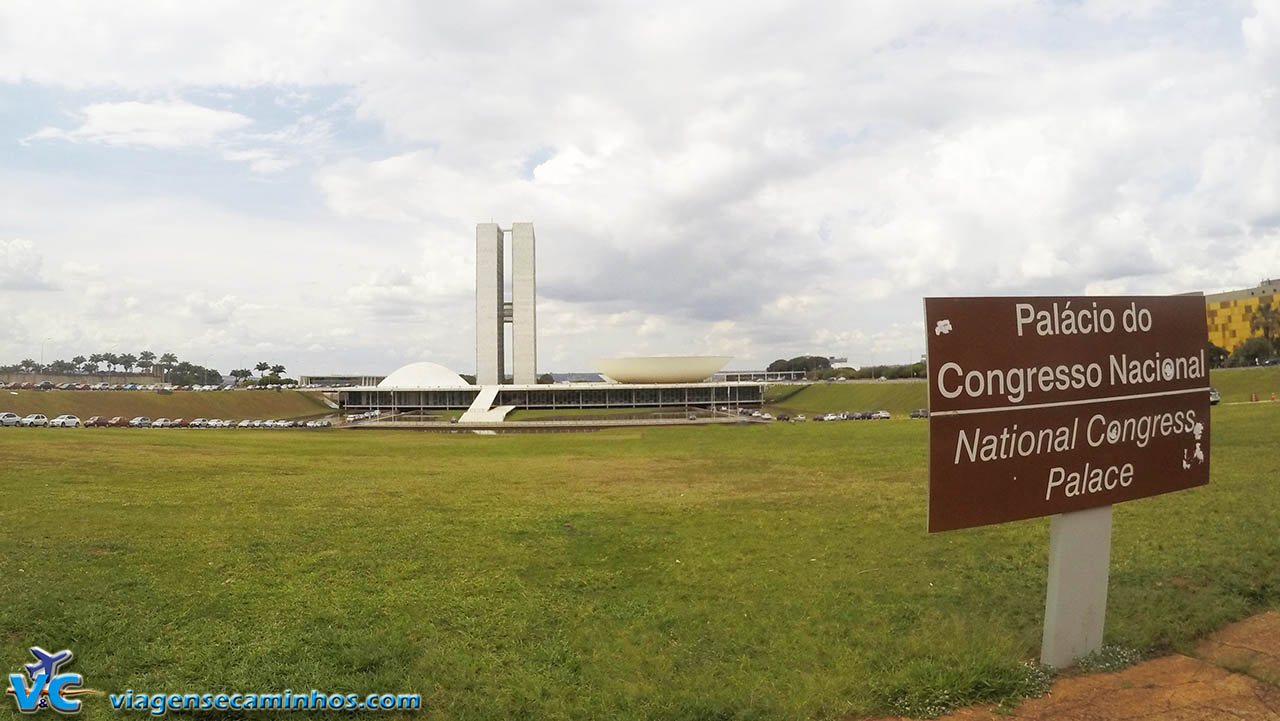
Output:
left=7, top=646, right=100, bottom=714
left=24, top=648, right=72, bottom=683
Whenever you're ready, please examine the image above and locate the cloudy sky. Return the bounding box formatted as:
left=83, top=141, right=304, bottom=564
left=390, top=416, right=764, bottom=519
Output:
left=1, top=1, right=1277, bottom=376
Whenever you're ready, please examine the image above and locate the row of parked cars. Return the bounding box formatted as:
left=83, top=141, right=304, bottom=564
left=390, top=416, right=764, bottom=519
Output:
left=736, top=408, right=896, bottom=422
left=1, top=381, right=237, bottom=391
left=0, top=413, right=332, bottom=428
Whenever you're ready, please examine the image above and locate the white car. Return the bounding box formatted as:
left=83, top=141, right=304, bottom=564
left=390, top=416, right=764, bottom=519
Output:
left=49, top=415, right=81, bottom=428
left=870, top=410, right=891, bottom=420
left=151, top=418, right=172, bottom=428
left=190, top=418, right=208, bottom=428
left=20, top=414, right=48, bottom=427
left=237, top=419, right=253, bottom=428
left=0, top=412, right=20, bottom=427
left=128, top=416, right=151, bottom=427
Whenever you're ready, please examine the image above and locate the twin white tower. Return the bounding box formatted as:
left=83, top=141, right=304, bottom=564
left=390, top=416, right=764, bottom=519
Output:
left=475, top=222, right=537, bottom=385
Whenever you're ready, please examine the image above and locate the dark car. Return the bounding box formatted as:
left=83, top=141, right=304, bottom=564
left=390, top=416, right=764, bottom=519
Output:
left=107, top=416, right=129, bottom=427
left=909, top=409, right=929, bottom=419
left=776, top=414, right=790, bottom=422
left=85, top=416, right=110, bottom=427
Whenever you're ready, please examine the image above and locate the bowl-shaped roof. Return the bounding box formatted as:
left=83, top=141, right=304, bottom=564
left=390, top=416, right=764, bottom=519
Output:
left=592, top=356, right=731, bottom=384
left=378, top=362, right=467, bottom=389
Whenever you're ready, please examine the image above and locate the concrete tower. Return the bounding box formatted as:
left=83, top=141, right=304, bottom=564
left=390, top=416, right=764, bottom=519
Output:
left=474, top=222, right=537, bottom=385
left=511, top=223, right=538, bottom=384
left=475, top=223, right=504, bottom=385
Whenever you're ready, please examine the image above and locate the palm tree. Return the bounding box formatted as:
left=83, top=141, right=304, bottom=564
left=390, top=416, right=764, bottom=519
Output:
left=103, top=353, right=120, bottom=372
left=89, top=353, right=105, bottom=373
left=270, top=364, right=286, bottom=376
left=255, top=362, right=270, bottom=377
left=158, top=353, right=178, bottom=378
left=119, top=353, right=138, bottom=373
left=72, top=355, right=86, bottom=373
left=20, top=358, right=37, bottom=372
left=231, top=369, right=253, bottom=384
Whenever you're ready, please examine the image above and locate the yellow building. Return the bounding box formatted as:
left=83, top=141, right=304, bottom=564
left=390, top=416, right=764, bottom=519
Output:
left=1205, top=278, right=1279, bottom=351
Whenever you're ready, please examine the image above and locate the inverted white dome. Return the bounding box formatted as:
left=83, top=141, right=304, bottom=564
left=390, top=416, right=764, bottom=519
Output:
left=378, top=362, right=468, bottom=389
left=593, top=356, right=731, bottom=384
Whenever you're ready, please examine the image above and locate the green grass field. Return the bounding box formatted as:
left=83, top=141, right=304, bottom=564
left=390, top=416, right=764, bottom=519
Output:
left=0, top=389, right=331, bottom=421
left=1, top=402, right=1277, bottom=719
left=766, top=366, right=1280, bottom=417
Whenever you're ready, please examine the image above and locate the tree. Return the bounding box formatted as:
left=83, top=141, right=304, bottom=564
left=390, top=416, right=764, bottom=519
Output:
left=255, top=362, right=270, bottom=377
left=158, top=353, right=178, bottom=374
left=89, top=353, right=105, bottom=373
left=19, top=358, right=38, bottom=372
left=119, top=353, right=138, bottom=373
left=230, top=369, right=253, bottom=384
left=537, top=373, right=556, bottom=384
left=82, top=361, right=99, bottom=374
left=1205, top=341, right=1229, bottom=369
left=72, top=355, right=86, bottom=371
left=139, top=351, right=156, bottom=363
left=270, top=364, right=286, bottom=376
left=103, top=353, right=119, bottom=372
left=1227, top=336, right=1274, bottom=367
left=138, top=351, right=156, bottom=375
left=1250, top=300, right=1280, bottom=344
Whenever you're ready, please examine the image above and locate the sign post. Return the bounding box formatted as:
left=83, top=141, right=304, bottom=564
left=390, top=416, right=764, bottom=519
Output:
left=924, top=295, right=1210, bottom=667
left=1041, top=505, right=1112, bottom=667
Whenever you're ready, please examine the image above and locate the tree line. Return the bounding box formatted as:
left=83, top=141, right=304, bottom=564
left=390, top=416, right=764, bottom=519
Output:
left=0, top=351, right=224, bottom=385
left=0, top=354, right=301, bottom=386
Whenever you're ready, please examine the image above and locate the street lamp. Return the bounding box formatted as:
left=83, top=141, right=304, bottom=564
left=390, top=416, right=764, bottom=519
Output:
left=40, top=337, right=51, bottom=369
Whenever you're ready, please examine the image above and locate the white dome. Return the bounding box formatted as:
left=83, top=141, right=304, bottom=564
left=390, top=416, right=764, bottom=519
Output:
left=378, top=362, right=468, bottom=389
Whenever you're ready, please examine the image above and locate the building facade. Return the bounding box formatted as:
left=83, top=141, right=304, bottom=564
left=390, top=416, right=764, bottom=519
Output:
left=1205, top=278, right=1279, bottom=351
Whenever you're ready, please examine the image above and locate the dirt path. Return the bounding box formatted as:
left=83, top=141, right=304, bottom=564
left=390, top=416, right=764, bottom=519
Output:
left=873, top=611, right=1280, bottom=720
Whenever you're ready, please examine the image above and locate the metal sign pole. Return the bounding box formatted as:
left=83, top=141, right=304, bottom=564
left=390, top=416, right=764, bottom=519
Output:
left=1041, top=504, right=1113, bottom=668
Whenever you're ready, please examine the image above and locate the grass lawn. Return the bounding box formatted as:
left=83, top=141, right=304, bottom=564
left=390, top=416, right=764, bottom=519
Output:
left=0, top=389, right=331, bottom=421
left=766, top=381, right=926, bottom=417
left=0, top=403, right=1277, bottom=720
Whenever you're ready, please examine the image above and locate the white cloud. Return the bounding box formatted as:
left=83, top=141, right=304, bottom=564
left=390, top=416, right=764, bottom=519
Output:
left=27, top=100, right=251, bottom=149
left=0, top=239, right=56, bottom=291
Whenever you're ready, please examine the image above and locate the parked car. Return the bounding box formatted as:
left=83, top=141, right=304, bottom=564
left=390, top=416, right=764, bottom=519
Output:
left=85, top=416, right=110, bottom=427
left=1209, top=387, right=1220, bottom=406
left=237, top=419, right=253, bottom=428
left=776, top=414, right=790, bottom=422
left=794, top=414, right=806, bottom=422
left=870, top=410, right=891, bottom=420
left=0, top=412, right=21, bottom=427
left=128, top=416, right=152, bottom=427
left=151, top=418, right=172, bottom=428
left=49, top=415, right=81, bottom=428
left=909, top=409, right=929, bottom=419
left=171, top=418, right=191, bottom=428
left=20, top=414, right=49, bottom=427
left=107, top=416, right=129, bottom=427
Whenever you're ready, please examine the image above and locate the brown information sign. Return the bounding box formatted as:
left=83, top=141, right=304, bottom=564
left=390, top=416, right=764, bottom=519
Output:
left=925, top=295, right=1210, bottom=532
